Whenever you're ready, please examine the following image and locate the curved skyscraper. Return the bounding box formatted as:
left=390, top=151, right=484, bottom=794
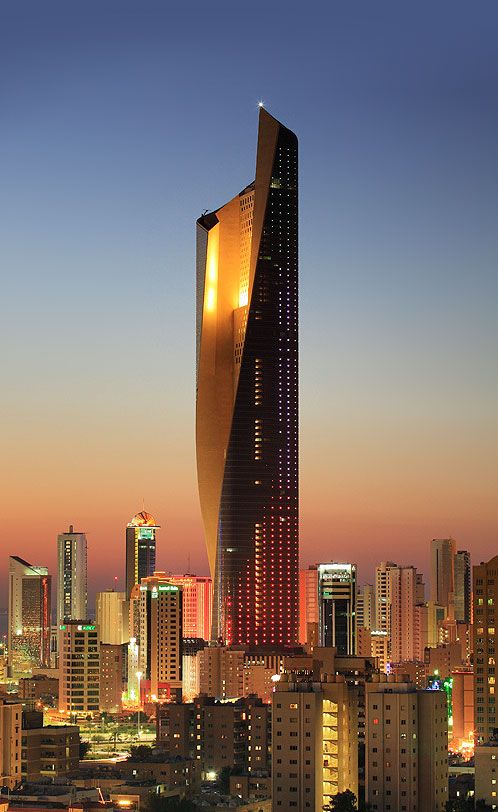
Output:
left=196, top=108, right=298, bottom=646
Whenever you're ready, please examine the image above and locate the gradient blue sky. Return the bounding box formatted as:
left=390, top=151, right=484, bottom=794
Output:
left=1, top=1, right=497, bottom=607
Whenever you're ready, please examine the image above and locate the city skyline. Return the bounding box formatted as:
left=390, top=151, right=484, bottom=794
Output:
left=2, top=5, right=497, bottom=808
left=2, top=2, right=497, bottom=604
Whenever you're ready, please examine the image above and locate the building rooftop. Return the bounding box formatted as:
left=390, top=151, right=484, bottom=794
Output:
left=128, top=511, right=158, bottom=528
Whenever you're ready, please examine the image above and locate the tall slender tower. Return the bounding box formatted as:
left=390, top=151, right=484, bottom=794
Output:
left=454, top=549, right=471, bottom=623
left=318, top=562, right=357, bottom=655
left=138, top=573, right=183, bottom=702
left=8, top=556, right=51, bottom=672
left=430, top=537, right=456, bottom=610
left=196, top=108, right=298, bottom=646
left=125, top=511, right=158, bottom=599
left=57, top=525, right=88, bottom=623
left=473, top=556, right=498, bottom=743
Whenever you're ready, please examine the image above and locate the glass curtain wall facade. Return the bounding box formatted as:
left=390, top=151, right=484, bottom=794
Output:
left=196, top=109, right=298, bottom=646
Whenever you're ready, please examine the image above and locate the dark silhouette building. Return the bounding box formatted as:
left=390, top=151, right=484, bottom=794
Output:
left=125, top=510, right=158, bottom=599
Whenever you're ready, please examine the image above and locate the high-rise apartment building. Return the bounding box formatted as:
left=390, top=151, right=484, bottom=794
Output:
left=454, top=550, right=471, bottom=624
left=431, top=537, right=456, bottom=610
left=156, top=702, right=193, bottom=759
left=370, top=631, right=389, bottom=674
left=318, top=562, right=356, bottom=655
left=196, top=108, right=299, bottom=646
left=127, top=583, right=141, bottom=704
left=272, top=672, right=358, bottom=810
left=451, top=668, right=474, bottom=746
left=163, top=575, right=212, bottom=639
left=20, top=716, right=79, bottom=782
left=425, top=600, right=447, bottom=647
left=299, top=565, right=319, bottom=645
left=375, top=562, right=398, bottom=638
left=243, top=651, right=284, bottom=704
left=473, top=555, right=498, bottom=743
left=8, top=556, right=51, bottom=673
left=99, top=643, right=123, bottom=713
left=197, top=645, right=284, bottom=703
left=389, top=566, right=425, bottom=664
left=196, top=695, right=270, bottom=777
left=365, top=675, right=448, bottom=812
left=356, top=584, right=375, bottom=631
left=138, top=573, right=182, bottom=702
left=125, top=511, right=158, bottom=600
left=198, top=645, right=245, bottom=700
left=57, top=525, right=87, bottom=623
left=59, top=621, right=100, bottom=715
left=182, top=637, right=205, bottom=702
left=157, top=695, right=270, bottom=777
left=474, top=743, right=498, bottom=809
left=96, top=589, right=128, bottom=645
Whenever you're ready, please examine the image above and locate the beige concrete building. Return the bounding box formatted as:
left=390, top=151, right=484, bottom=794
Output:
left=59, top=621, right=100, bottom=715
left=389, top=566, right=425, bottom=664
left=157, top=695, right=270, bottom=778
left=199, top=646, right=284, bottom=703
left=138, top=573, right=182, bottom=702
left=356, top=584, right=376, bottom=632
left=18, top=675, right=58, bottom=702
left=375, top=562, right=398, bottom=639
left=424, top=640, right=465, bottom=676
left=195, top=695, right=270, bottom=777
left=475, top=743, right=498, bottom=810
left=230, top=773, right=271, bottom=800
left=474, top=555, right=498, bottom=743
left=272, top=673, right=358, bottom=811
left=242, top=652, right=282, bottom=704
left=365, top=675, right=448, bottom=812
left=99, top=643, right=123, bottom=713
left=120, top=755, right=198, bottom=792
left=156, top=702, right=193, bottom=758
left=370, top=632, right=389, bottom=674
left=413, top=603, right=429, bottom=661
left=389, top=661, right=426, bottom=689
left=452, top=668, right=474, bottom=744
left=426, top=600, right=447, bottom=647
left=0, top=700, right=21, bottom=788
left=357, top=630, right=389, bottom=673
left=199, top=646, right=245, bottom=699
left=21, top=723, right=79, bottom=781
left=96, top=590, right=128, bottom=645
